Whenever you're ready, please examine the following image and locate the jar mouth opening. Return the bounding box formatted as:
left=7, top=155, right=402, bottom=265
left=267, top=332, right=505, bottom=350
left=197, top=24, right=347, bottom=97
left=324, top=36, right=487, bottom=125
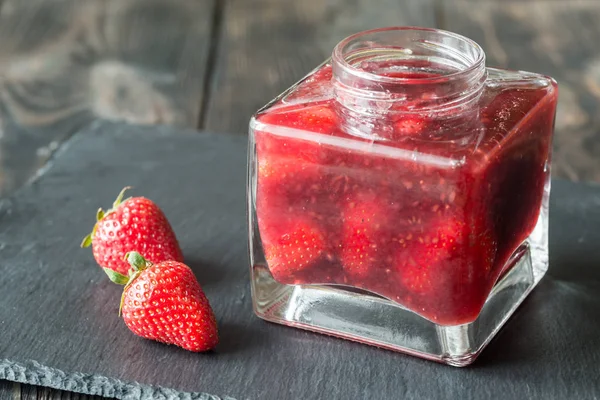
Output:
left=332, top=27, right=485, bottom=85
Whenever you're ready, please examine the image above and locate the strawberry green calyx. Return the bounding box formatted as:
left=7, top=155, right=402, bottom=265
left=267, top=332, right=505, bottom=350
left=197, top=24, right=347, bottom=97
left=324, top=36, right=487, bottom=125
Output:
left=102, top=252, right=152, bottom=284
left=101, top=251, right=154, bottom=316
left=80, top=186, right=132, bottom=248
left=125, top=251, right=152, bottom=272
left=112, top=186, right=132, bottom=210
left=103, top=268, right=129, bottom=285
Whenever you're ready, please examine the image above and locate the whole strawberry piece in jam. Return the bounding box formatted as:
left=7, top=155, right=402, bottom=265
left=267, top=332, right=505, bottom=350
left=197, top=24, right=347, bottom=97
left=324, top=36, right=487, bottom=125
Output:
left=81, top=187, right=183, bottom=276
left=341, top=197, right=390, bottom=279
left=262, top=219, right=326, bottom=282
left=396, top=218, right=466, bottom=294
left=257, top=154, right=321, bottom=198
left=105, top=252, right=218, bottom=352
left=255, top=128, right=327, bottom=211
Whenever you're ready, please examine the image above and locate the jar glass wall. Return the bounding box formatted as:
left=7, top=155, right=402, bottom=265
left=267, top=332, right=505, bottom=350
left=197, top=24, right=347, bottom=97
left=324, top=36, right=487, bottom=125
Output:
left=247, top=27, right=557, bottom=366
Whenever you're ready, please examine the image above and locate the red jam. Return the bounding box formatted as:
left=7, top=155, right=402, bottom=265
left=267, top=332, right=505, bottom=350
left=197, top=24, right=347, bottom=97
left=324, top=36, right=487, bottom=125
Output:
left=253, top=64, right=557, bottom=325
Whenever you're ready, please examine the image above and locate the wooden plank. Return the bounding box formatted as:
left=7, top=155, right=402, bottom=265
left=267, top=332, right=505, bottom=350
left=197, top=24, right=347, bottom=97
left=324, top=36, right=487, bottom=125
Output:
left=440, top=0, right=600, bottom=182
left=11, top=382, right=108, bottom=399
left=0, top=0, right=215, bottom=197
left=0, top=0, right=213, bottom=127
left=0, top=380, right=18, bottom=400
left=203, top=0, right=436, bottom=134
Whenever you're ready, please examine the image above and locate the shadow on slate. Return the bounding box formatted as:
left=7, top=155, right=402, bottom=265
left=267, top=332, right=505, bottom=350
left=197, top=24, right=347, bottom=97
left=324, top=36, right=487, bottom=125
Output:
left=0, top=120, right=599, bottom=400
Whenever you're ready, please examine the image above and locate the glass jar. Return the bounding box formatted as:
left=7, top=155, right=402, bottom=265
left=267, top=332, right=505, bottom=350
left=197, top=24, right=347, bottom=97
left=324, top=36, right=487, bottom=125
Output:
left=247, top=27, right=557, bottom=366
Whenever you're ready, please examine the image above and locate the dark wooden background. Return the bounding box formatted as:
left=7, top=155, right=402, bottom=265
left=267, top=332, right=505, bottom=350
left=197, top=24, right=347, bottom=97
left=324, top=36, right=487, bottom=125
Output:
left=0, top=0, right=598, bottom=398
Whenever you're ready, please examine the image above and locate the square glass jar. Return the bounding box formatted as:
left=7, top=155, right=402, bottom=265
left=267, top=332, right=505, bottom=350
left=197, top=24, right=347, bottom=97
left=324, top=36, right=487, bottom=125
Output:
left=247, top=27, right=557, bottom=366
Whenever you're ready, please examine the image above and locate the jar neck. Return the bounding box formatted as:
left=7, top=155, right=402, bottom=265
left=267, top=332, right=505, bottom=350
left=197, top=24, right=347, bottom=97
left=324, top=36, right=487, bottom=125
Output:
left=331, top=27, right=487, bottom=138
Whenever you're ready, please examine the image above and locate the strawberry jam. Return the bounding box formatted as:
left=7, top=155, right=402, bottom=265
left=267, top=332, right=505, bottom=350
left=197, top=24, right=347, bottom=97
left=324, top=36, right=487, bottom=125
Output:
left=250, top=28, right=557, bottom=327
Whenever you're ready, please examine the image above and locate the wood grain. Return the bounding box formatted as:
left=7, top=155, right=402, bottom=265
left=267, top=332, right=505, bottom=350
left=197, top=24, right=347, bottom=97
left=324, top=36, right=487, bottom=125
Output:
left=0, top=380, right=16, bottom=400
left=0, top=0, right=214, bottom=197
left=203, top=0, right=436, bottom=133
left=20, top=384, right=107, bottom=400
left=0, top=378, right=110, bottom=399
left=440, top=0, right=600, bottom=181
left=0, top=0, right=213, bottom=126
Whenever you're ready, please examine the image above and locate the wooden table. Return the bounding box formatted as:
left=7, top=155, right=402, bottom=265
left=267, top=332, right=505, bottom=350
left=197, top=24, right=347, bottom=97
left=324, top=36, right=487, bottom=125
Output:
left=0, top=0, right=598, bottom=398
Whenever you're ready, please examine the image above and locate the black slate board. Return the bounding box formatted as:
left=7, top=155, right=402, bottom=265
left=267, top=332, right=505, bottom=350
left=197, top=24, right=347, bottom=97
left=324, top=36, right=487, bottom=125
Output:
left=1, top=121, right=599, bottom=400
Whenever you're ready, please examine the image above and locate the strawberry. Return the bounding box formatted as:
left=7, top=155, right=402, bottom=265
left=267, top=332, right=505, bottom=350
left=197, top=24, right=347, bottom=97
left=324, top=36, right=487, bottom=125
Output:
left=104, top=252, right=218, bottom=352
left=341, top=197, right=389, bottom=279
left=257, top=154, right=320, bottom=194
left=396, top=218, right=466, bottom=294
left=81, top=187, right=183, bottom=276
left=262, top=219, right=325, bottom=282
left=255, top=127, right=325, bottom=205
left=254, top=105, right=339, bottom=213
left=397, top=253, right=436, bottom=294
left=255, top=133, right=332, bottom=225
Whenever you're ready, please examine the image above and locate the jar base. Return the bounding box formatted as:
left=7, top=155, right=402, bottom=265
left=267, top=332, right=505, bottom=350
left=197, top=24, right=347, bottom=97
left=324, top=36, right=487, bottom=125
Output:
left=251, top=245, right=541, bottom=367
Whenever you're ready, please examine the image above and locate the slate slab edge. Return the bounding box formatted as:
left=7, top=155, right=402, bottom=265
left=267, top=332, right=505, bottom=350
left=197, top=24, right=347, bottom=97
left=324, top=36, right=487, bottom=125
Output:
left=0, top=359, right=234, bottom=400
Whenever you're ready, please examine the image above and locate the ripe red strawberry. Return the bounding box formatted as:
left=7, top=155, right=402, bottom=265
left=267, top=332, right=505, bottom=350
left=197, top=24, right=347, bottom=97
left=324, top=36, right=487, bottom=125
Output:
left=396, top=218, right=466, bottom=294
left=262, top=219, right=325, bottom=282
left=81, top=187, right=183, bottom=276
left=341, top=197, right=389, bottom=279
left=104, top=252, right=218, bottom=352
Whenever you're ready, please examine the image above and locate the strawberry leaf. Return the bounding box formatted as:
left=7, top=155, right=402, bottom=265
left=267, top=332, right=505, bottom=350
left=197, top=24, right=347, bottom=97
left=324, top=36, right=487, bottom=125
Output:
left=125, top=251, right=150, bottom=271
left=113, top=186, right=132, bottom=209
left=80, top=234, right=92, bottom=248
left=103, top=268, right=129, bottom=285
left=96, top=208, right=105, bottom=221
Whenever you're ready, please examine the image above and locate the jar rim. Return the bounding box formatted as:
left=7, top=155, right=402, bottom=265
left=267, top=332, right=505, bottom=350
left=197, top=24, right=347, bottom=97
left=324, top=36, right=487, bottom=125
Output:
left=332, top=26, right=486, bottom=85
